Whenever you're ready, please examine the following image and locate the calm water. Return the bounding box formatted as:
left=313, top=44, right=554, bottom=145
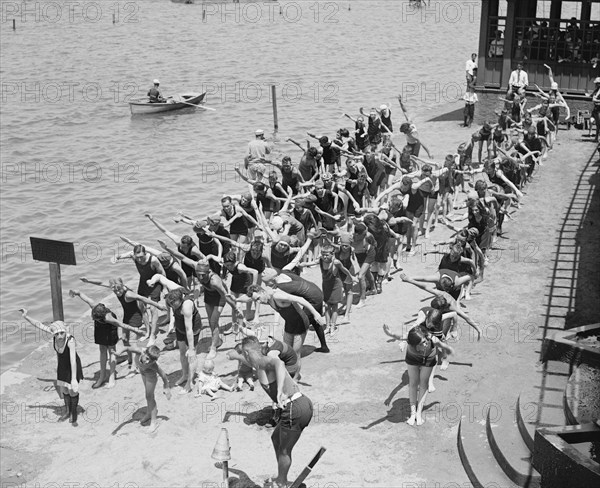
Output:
left=0, top=0, right=486, bottom=371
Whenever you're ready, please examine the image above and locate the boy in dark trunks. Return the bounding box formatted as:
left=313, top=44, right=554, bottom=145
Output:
left=118, top=343, right=171, bottom=433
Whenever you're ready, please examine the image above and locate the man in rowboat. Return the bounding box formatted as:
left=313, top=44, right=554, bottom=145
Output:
left=148, top=79, right=166, bottom=103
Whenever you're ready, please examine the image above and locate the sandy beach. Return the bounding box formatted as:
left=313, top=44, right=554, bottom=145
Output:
left=2, top=98, right=599, bottom=487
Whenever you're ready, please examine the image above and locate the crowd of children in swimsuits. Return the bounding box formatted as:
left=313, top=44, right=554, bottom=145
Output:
left=20, top=83, right=570, bottom=487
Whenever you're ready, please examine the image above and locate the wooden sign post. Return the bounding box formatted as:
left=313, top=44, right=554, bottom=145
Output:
left=30, top=237, right=77, bottom=322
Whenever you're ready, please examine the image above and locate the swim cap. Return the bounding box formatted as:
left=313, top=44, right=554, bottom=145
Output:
left=270, top=216, right=284, bottom=231
left=261, top=268, right=278, bottom=283
left=193, top=220, right=208, bottom=232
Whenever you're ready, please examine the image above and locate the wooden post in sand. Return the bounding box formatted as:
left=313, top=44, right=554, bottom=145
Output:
left=30, top=237, right=77, bottom=322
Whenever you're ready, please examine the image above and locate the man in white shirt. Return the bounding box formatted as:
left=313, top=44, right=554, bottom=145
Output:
left=245, top=129, right=272, bottom=179
left=507, top=62, right=529, bottom=96
left=465, top=53, right=478, bottom=83
left=488, top=30, right=504, bottom=58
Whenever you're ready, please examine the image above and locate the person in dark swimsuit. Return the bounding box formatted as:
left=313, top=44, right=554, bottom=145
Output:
left=375, top=175, right=431, bottom=254
left=351, top=222, right=376, bottom=307
left=353, top=116, right=370, bottom=152
left=263, top=155, right=304, bottom=195
left=156, top=243, right=236, bottom=360
left=399, top=272, right=481, bottom=339
left=383, top=323, right=453, bottom=426
left=131, top=244, right=165, bottom=343
left=69, top=289, right=143, bottom=389
left=269, top=235, right=300, bottom=272
left=196, top=261, right=242, bottom=359
left=145, top=213, right=202, bottom=289
left=20, top=309, right=84, bottom=426
left=156, top=252, right=189, bottom=290
left=246, top=284, right=325, bottom=375
left=118, top=343, right=171, bottom=433
left=335, top=233, right=359, bottom=324
left=79, top=276, right=166, bottom=376
left=204, top=216, right=230, bottom=255
left=262, top=335, right=300, bottom=378
left=223, top=251, right=259, bottom=330
left=164, top=288, right=207, bottom=393
left=260, top=268, right=330, bottom=354
left=299, top=245, right=354, bottom=336
left=363, top=213, right=396, bottom=294
left=241, top=335, right=313, bottom=488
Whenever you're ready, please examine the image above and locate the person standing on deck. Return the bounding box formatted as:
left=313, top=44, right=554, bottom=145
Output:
left=465, top=53, right=478, bottom=84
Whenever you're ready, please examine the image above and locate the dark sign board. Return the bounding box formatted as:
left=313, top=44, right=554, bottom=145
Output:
left=30, top=237, right=77, bottom=266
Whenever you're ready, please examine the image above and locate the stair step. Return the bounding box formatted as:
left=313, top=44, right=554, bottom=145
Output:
left=517, top=363, right=571, bottom=452
left=565, top=364, right=600, bottom=426
left=486, top=404, right=541, bottom=487
left=458, top=416, right=518, bottom=488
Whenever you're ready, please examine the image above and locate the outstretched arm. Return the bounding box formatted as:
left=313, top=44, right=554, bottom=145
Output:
left=287, top=138, right=307, bottom=154
left=400, top=273, right=440, bottom=295
left=207, top=230, right=249, bottom=252
left=432, top=336, right=454, bottom=356
left=123, top=289, right=167, bottom=310
left=68, top=289, right=96, bottom=309
left=397, top=96, right=411, bottom=122
left=19, top=309, right=54, bottom=334
left=79, top=277, right=111, bottom=288
left=234, top=167, right=257, bottom=185
left=145, top=213, right=180, bottom=244
left=383, top=323, right=407, bottom=342
left=451, top=305, right=482, bottom=340
left=104, top=314, right=145, bottom=336
left=146, top=274, right=184, bottom=292
left=406, top=272, right=441, bottom=284
left=282, top=237, right=314, bottom=271
left=158, top=239, right=205, bottom=267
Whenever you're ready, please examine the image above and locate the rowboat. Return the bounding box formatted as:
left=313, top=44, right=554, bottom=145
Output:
left=129, top=92, right=206, bottom=115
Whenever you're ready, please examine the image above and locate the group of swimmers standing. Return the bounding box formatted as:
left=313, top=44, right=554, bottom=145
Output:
left=20, top=82, right=570, bottom=486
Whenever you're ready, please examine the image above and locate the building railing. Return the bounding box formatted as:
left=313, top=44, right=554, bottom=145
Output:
left=486, top=16, right=600, bottom=63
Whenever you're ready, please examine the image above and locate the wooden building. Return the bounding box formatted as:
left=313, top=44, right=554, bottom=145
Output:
left=476, top=0, right=600, bottom=96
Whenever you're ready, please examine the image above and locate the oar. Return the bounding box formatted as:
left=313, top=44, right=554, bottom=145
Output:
left=171, top=94, right=216, bottom=111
